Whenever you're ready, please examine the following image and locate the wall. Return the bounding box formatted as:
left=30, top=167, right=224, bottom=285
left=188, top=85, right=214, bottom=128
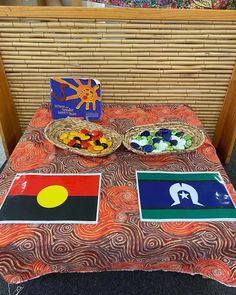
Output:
left=1, top=17, right=235, bottom=139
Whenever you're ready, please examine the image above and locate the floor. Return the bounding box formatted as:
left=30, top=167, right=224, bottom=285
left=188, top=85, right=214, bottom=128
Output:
left=0, top=147, right=236, bottom=295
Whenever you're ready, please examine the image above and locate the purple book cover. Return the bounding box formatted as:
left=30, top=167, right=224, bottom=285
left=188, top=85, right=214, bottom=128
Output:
left=50, top=78, right=102, bottom=120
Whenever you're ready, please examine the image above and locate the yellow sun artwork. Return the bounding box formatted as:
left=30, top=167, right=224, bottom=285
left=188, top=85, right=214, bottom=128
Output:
left=51, top=78, right=100, bottom=111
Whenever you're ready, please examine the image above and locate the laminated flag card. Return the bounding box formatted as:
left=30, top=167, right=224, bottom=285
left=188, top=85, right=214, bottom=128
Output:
left=50, top=78, right=102, bottom=121
left=0, top=173, right=101, bottom=224
left=136, top=171, right=236, bottom=222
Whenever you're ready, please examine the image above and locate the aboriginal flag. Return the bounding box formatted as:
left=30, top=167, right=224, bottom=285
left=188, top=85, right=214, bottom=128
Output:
left=136, top=171, right=236, bottom=222
left=0, top=174, right=101, bottom=223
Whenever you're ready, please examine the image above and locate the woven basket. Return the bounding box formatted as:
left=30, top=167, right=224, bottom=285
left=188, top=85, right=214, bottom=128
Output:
left=44, top=118, right=122, bottom=157
left=123, top=122, right=205, bottom=156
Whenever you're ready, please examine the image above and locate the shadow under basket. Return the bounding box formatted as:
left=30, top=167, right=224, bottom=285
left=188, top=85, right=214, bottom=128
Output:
left=44, top=118, right=123, bottom=157
left=123, top=122, right=205, bottom=156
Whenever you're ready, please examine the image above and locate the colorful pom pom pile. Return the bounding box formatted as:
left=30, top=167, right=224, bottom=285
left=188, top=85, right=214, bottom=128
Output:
left=59, top=128, right=112, bottom=154
left=130, top=128, right=193, bottom=153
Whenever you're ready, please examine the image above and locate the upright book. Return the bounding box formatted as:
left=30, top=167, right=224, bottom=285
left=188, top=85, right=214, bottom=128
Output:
left=50, top=77, right=102, bottom=121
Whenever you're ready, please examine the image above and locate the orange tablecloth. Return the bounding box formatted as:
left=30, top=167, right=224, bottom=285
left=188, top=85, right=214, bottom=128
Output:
left=0, top=103, right=236, bottom=286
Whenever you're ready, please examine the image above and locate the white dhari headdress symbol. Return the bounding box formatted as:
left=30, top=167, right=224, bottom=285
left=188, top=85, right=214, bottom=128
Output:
left=169, top=183, right=204, bottom=207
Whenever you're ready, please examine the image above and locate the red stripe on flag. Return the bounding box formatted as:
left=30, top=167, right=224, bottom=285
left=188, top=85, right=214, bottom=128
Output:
left=8, top=174, right=100, bottom=197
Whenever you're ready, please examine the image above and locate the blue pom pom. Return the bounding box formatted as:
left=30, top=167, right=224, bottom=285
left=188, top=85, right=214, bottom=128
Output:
left=175, top=131, right=184, bottom=138
left=163, top=133, right=171, bottom=141
left=170, top=139, right=178, bottom=146
left=143, top=145, right=153, bottom=153
left=131, top=142, right=140, bottom=149
left=140, top=130, right=150, bottom=137
left=152, top=137, right=160, bottom=144
left=156, top=128, right=171, bottom=137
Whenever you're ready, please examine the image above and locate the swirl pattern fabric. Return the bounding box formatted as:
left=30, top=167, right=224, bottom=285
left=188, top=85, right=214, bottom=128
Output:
left=89, top=0, right=236, bottom=9
left=0, top=103, right=236, bottom=286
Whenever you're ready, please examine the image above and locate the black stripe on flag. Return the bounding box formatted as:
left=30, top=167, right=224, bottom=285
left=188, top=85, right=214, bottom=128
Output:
left=0, top=195, right=98, bottom=221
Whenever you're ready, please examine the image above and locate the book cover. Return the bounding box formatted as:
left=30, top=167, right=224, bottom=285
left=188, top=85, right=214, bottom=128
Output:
left=50, top=78, right=102, bottom=121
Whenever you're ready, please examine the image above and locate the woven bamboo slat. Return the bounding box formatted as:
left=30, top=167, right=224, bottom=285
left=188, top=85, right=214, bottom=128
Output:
left=0, top=6, right=235, bottom=21
left=0, top=16, right=236, bottom=138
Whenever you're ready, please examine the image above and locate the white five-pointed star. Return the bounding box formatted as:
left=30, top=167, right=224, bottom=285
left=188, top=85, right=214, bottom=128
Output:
left=179, top=191, right=189, bottom=200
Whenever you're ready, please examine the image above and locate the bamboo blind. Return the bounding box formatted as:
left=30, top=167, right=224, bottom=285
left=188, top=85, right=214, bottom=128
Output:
left=0, top=17, right=236, bottom=137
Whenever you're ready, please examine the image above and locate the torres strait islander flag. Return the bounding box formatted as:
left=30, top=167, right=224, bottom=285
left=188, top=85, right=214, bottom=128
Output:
left=136, top=171, right=236, bottom=222
left=0, top=173, right=101, bottom=224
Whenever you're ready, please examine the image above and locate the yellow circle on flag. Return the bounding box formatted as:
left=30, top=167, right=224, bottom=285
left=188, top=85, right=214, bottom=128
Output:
left=37, top=185, right=68, bottom=208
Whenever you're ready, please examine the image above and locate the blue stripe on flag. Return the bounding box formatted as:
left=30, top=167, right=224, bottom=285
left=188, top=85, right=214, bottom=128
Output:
left=138, top=180, right=235, bottom=209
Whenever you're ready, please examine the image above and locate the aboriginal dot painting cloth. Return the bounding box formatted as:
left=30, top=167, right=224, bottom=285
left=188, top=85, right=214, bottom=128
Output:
left=91, top=0, right=236, bottom=9
left=0, top=103, right=236, bottom=286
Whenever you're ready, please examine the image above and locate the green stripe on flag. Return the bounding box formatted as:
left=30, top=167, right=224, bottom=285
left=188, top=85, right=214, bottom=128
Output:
left=142, top=209, right=236, bottom=220
left=137, top=172, right=221, bottom=182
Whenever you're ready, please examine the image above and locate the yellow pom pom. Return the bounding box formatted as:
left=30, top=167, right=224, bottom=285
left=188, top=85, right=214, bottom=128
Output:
left=88, top=146, right=100, bottom=154
left=89, top=141, right=95, bottom=146
left=62, top=138, right=70, bottom=144
left=77, top=133, right=84, bottom=138
left=100, top=137, right=107, bottom=144
left=81, top=135, right=90, bottom=141
left=69, top=130, right=79, bottom=136
left=107, top=141, right=112, bottom=147
left=93, top=146, right=104, bottom=151
left=59, top=133, right=68, bottom=140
